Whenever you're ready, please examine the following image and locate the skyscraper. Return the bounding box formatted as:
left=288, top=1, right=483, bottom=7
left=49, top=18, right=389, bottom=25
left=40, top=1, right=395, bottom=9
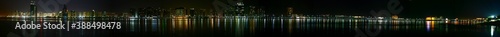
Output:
left=288, top=7, right=293, bottom=15
left=30, top=0, right=37, bottom=17
left=62, top=5, right=68, bottom=17
left=175, top=7, right=186, bottom=16
left=189, top=8, right=195, bottom=16
left=236, top=2, right=244, bottom=16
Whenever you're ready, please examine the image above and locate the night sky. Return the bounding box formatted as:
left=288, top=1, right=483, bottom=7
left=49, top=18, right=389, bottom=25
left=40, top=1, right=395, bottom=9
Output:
left=0, top=0, right=499, bottom=18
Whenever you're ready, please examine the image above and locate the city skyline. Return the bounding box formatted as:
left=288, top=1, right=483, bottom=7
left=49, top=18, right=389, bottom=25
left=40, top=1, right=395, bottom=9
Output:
left=2, top=0, right=500, bottom=37
left=0, top=0, right=499, bottom=18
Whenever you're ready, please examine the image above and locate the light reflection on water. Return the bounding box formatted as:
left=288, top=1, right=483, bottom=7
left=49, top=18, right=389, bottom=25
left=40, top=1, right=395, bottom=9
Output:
left=492, top=26, right=495, bottom=37
left=5, top=17, right=499, bottom=37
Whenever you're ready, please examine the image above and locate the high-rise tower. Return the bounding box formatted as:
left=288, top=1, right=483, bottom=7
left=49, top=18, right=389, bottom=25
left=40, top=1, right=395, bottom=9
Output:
left=63, top=5, right=68, bottom=17
left=30, top=0, right=37, bottom=17
left=288, top=7, right=293, bottom=15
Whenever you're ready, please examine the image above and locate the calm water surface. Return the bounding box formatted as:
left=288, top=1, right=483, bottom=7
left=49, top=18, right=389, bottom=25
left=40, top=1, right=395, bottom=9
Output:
left=2, top=17, right=497, bottom=37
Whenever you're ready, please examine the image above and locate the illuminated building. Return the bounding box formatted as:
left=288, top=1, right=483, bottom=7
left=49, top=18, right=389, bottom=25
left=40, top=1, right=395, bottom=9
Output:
left=489, top=15, right=497, bottom=18
left=247, top=6, right=265, bottom=16
left=392, top=15, right=398, bottom=20
left=189, top=8, right=195, bottom=16
left=174, top=7, right=188, bottom=18
left=236, top=2, right=244, bottom=16
left=426, top=16, right=436, bottom=21
left=288, top=7, right=293, bottom=15
left=91, top=10, right=95, bottom=17
left=30, top=0, right=37, bottom=17
left=353, top=16, right=364, bottom=18
left=62, top=5, right=68, bottom=18
left=130, top=8, right=139, bottom=17
left=127, top=7, right=165, bottom=17
left=175, top=7, right=186, bottom=16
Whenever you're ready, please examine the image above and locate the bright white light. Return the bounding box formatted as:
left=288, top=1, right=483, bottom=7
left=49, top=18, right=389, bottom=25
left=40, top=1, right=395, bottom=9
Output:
left=237, top=2, right=244, bottom=6
left=490, top=15, right=497, bottom=18
left=21, top=16, right=26, bottom=18
left=445, top=18, right=449, bottom=21
left=130, top=18, right=136, bottom=20
left=492, top=26, right=495, bottom=36
left=426, top=21, right=431, bottom=32
left=445, top=21, right=449, bottom=23
left=79, top=15, right=84, bottom=18
left=377, top=17, right=384, bottom=19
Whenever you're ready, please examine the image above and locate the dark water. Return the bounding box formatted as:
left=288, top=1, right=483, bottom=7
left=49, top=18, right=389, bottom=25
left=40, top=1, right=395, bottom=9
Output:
left=1, top=17, right=498, bottom=37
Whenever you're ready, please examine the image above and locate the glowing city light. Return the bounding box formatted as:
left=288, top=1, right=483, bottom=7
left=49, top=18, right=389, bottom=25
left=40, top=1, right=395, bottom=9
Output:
left=3, top=0, right=499, bottom=37
left=490, top=15, right=497, bottom=18
left=377, top=17, right=384, bottom=19
left=492, top=26, right=496, bottom=37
